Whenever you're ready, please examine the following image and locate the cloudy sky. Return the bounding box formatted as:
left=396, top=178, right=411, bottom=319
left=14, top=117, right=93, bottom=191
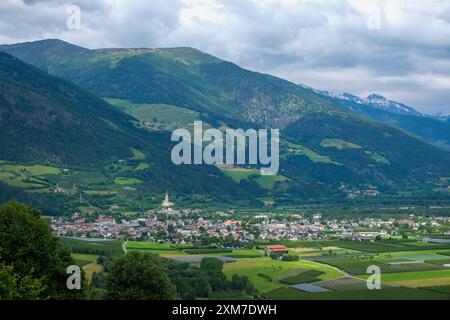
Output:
left=1, top=0, right=449, bottom=114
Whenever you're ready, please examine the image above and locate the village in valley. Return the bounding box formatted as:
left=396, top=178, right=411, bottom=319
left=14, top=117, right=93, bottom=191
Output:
left=49, top=192, right=450, bottom=300
left=51, top=192, right=450, bottom=245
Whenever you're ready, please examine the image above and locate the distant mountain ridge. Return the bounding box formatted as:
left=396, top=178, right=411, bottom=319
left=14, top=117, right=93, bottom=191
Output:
left=299, top=83, right=450, bottom=150
left=0, top=51, right=254, bottom=200
left=299, top=84, right=423, bottom=117
left=1, top=39, right=450, bottom=200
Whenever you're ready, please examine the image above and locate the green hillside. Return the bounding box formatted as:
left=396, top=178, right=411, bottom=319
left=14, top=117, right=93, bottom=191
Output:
left=0, top=51, right=258, bottom=212
left=1, top=40, right=450, bottom=201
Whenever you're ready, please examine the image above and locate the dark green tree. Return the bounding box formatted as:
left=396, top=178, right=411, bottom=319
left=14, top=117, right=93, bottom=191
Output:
left=0, top=201, right=82, bottom=299
left=0, top=264, right=46, bottom=300
left=200, top=257, right=224, bottom=272
left=200, top=258, right=227, bottom=291
left=105, top=251, right=177, bottom=300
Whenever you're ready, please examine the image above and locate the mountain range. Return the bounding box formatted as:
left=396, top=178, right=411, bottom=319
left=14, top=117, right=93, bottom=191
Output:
left=299, top=84, right=450, bottom=150
left=1, top=39, right=449, bottom=206
left=0, top=51, right=252, bottom=202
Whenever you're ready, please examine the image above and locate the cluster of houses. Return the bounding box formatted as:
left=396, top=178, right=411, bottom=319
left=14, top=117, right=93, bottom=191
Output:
left=51, top=193, right=450, bottom=243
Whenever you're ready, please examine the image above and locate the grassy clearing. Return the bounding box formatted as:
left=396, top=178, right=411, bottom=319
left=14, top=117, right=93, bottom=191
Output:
left=60, top=237, right=123, bottom=256
left=71, top=253, right=99, bottom=267
left=283, top=142, right=340, bottom=165
left=223, top=257, right=342, bottom=293
left=388, top=250, right=450, bottom=261
left=358, top=268, right=450, bottom=283
left=83, top=190, right=117, bottom=196
left=184, top=248, right=232, bottom=254
left=126, top=242, right=263, bottom=259
left=255, top=175, right=287, bottom=189
left=386, top=277, right=450, bottom=288
left=263, top=286, right=448, bottom=300
left=126, top=241, right=191, bottom=250
left=218, top=167, right=259, bottom=183
left=126, top=241, right=188, bottom=256
left=114, top=177, right=143, bottom=185
left=129, top=148, right=146, bottom=160
left=0, top=172, right=45, bottom=188
left=365, top=151, right=390, bottom=164
left=83, top=262, right=103, bottom=283
left=106, top=99, right=200, bottom=131
left=71, top=253, right=99, bottom=262
left=135, top=163, right=150, bottom=171
left=291, top=247, right=360, bottom=257
left=218, top=166, right=286, bottom=189
left=320, top=138, right=361, bottom=150
left=310, top=255, right=444, bottom=275
left=332, top=240, right=450, bottom=253
left=1, top=164, right=61, bottom=175
left=279, top=270, right=325, bottom=285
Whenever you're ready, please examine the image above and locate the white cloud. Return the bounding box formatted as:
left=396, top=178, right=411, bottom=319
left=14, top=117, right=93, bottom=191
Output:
left=0, top=0, right=449, bottom=114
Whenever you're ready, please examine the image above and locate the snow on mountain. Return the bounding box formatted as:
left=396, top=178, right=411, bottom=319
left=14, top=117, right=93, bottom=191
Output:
left=432, top=113, right=450, bottom=122
left=298, top=83, right=423, bottom=117
left=363, top=94, right=423, bottom=117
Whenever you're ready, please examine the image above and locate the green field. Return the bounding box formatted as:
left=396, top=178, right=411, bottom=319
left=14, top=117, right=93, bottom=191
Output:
left=106, top=98, right=200, bottom=131
left=320, top=138, right=362, bottom=150
left=1, top=164, right=61, bottom=175
left=218, top=166, right=287, bottom=189
left=135, top=163, right=151, bottom=171
left=126, top=242, right=264, bottom=258
left=219, top=167, right=259, bottom=183
left=64, top=238, right=450, bottom=299
left=310, top=255, right=444, bottom=275
left=389, top=250, right=450, bottom=261
left=365, top=151, right=391, bottom=164
left=330, top=240, right=450, bottom=253
left=282, top=142, right=340, bottom=165
left=263, top=286, right=449, bottom=300
left=0, top=163, right=61, bottom=189
left=0, top=172, right=45, bottom=188
left=83, top=190, right=117, bottom=196
left=358, top=268, right=450, bottom=283
left=223, top=257, right=343, bottom=293
left=60, top=237, right=123, bottom=256
left=279, top=270, right=325, bottom=285
left=255, top=175, right=287, bottom=189
left=114, top=177, right=143, bottom=185
left=129, top=148, right=146, bottom=160
left=184, top=248, right=232, bottom=254
left=71, top=253, right=99, bottom=267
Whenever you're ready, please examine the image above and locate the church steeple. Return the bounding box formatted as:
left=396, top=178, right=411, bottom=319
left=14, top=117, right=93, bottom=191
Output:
left=161, top=191, right=174, bottom=208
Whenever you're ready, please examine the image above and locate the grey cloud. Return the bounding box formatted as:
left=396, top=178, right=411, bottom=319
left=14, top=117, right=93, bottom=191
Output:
left=0, top=0, right=449, bottom=114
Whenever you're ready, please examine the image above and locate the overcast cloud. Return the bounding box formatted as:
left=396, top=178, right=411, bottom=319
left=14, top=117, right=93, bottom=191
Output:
left=0, top=0, right=449, bottom=114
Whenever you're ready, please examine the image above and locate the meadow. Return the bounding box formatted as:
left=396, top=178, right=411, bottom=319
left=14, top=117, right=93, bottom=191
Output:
left=218, top=166, right=287, bottom=189
left=71, top=253, right=102, bottom=283
left=222, top=257, right=343, bottom=293
left=125, top=241, right=263, bottom=258
left=60, top=238, right=450, bottom=299
left=106, top=99, right=200, bottom=131
left=263, top=286, right=449, bottom=300
left=60, top=237, right=123, bottom=256
left=309, top=254, right=446, bottom=275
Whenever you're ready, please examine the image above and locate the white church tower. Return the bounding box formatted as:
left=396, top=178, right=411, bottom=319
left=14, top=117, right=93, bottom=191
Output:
left=161, top=191, right=174, bottom=208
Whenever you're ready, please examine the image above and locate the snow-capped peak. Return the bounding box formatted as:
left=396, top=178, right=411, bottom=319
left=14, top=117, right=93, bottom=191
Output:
left=363, top=94, right=423, bottom=117
left=298, top=83, right=423, bottom=117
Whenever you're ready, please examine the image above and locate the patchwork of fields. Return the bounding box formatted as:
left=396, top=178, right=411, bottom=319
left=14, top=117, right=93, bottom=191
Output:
left=62, top=237, right=450, bottom=300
